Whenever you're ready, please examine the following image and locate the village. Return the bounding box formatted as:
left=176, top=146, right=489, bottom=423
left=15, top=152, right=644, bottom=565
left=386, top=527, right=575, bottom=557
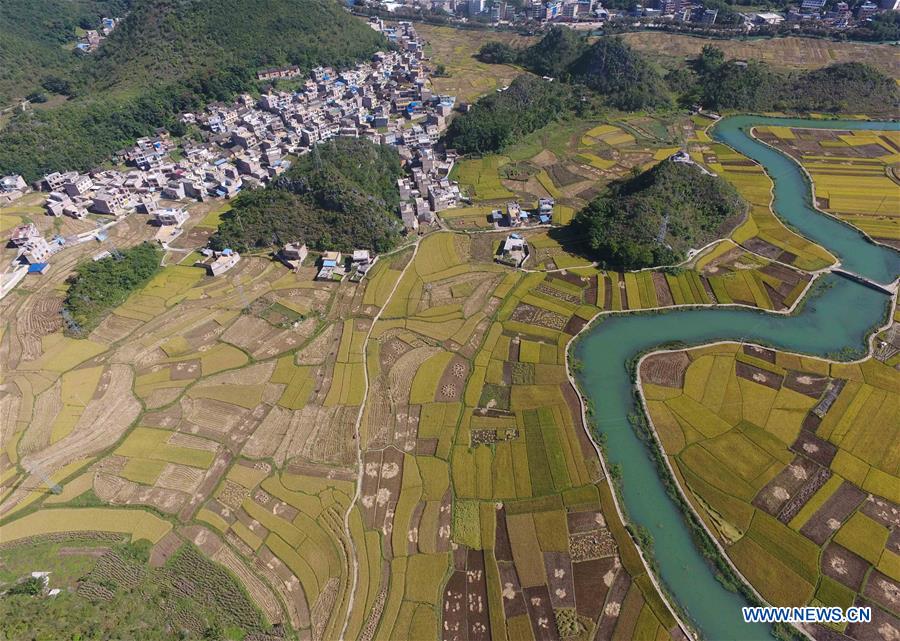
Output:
left=0, top=20, right=529, bottom=296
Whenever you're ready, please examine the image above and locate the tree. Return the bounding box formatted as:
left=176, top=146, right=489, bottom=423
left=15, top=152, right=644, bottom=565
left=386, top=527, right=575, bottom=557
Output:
left=8, top=577, right=44, bottom=596
left=694, top=44, right=725, bottom=75
left=519, top=26, right=587, bottom=78
left=568, top=37, right=671, bottom=111
left=573, top=160, right=746, bottom=269
left=477, top=41, right=518, bottom=64
left=41, top=76, right=73, bottom=96
left=443, top=74, right=572, bottom=154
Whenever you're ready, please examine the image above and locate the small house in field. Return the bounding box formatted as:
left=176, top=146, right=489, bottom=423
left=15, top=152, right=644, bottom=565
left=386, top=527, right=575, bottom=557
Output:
left=279, top=241, right=308, bottom=270
left=282, top=242, right=308, bottom=262
left=153, top=207, right=188, bottom=227
left=196, top=248, right=240, bottom=276
left=496, top=233, right=529, bottom=268
left=317, top=250, right=345, bottom=281
left=352, top=249, right=373, bottom=277
left=21, top=237, right=53, bottom=264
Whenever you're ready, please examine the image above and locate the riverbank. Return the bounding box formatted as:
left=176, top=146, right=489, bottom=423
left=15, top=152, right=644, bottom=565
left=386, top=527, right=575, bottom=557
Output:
left=570, top=114, right=899, bottom=640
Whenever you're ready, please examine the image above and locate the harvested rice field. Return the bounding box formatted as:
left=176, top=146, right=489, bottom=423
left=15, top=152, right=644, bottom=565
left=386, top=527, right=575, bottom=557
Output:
left=621, top=32, right=900, bottom=79
left=415, top=24, right=536, bottom=103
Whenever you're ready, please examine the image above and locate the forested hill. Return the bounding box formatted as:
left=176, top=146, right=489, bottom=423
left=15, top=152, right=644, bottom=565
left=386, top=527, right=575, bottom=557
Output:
left=695, top=58, right=899, bottom=116
left=83, top=0, right=387, bottom=93
left=517, top=29, right=671, bottom=111
left=0, top=0, right=129, bottom=105
left=210, top=137, right=404, bottom=255
left=0, top=0, right=387, bottom=181
left=479, top=31, right=896, bottom=117
left=573, top=159, right=747, bottom=270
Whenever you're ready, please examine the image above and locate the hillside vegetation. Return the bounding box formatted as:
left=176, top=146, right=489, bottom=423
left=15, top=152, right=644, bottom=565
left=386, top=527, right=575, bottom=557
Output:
left=568, top=37, right=672, bottom=111
left=0, top=0, right=386, bottom=181
left=444, top=75, right=573, bottom=154
left=573, top=159, right=747, bottom=269
left=64, top=242, right=162, bottom=333
left=477, top=32, right=897, bottom=117
left=0, top=0, right=130, bottom=105
left=693, top=48, right=898, bottom=115
left=517, top=29, right=672, bottom=111
left=210, top=138, right=404, bottom=254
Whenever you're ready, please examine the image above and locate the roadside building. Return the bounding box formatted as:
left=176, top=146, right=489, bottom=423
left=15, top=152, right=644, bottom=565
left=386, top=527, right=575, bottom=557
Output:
left=497, top=233, right=529, bottom=267
left=21, top=237, right=53, bottom=264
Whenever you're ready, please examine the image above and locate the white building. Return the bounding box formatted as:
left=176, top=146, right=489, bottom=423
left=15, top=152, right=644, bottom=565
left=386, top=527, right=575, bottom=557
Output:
left=153, top=207, right=189, bottom=226
left=63, top=174, right=94, bottom=197
left=22, top=237, right=52, bottom=264
left=92, top=191, right=129, bottom=215
left=206, top=249, right=240, bottom=276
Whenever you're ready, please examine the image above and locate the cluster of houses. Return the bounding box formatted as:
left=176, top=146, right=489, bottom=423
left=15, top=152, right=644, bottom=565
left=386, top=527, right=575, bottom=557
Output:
left=3, top=22, right=470, bottom=294
left=746, top=0, right=899, bottom=27
left=32, top=21, right=458, bottom=241
left=75, top=17, right=120, bottom=53
left=276, top=242, right=374, bottom=282
left=490, top=199, right=555, bottom=228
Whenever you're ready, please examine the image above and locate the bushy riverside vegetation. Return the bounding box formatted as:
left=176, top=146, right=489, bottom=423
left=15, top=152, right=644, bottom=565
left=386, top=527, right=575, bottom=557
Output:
left=444, top=75, right=574, bottom=154
left=64, top=242, right=162, bottom=333
left=211, top=137, right=404, bottom=253
left=573, top=160, right=746, bottom=269
left=0, top=0, right=387, bottom=181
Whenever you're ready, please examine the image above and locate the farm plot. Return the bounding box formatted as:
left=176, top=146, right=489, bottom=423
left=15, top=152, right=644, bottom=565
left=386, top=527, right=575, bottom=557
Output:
left=643, top=345, right=900, bottom=612
left=415, top=24, right=536, bottom=103
left=692, top=141, right=838, bottom=272
left=621, top=32, right=900, bottom=78
left=443, top=114, right=705, bottom=230
left=347, top=227, right=684, bottom=641
left=755, top=127, right=900, bottom=245
left=0, top=221, right=409, bottom=640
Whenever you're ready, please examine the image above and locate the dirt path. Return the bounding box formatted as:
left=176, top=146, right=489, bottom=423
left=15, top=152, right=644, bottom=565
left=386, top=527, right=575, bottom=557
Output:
left=338, top=238, right=421, bottom=640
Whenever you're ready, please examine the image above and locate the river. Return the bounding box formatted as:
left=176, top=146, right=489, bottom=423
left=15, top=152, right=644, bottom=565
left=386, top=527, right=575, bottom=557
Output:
left=574, top=116, right=900, bottom=641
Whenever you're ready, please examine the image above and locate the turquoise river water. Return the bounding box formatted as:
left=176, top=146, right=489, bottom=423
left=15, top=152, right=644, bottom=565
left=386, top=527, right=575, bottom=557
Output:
left=574, top=116, right=899, bottom=640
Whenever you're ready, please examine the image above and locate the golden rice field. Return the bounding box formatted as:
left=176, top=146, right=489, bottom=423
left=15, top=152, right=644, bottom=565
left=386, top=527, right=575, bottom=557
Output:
left=3, top=90, right=896, bottom=641
left=446, top=114, right=697, bottom=230
left=755, top=127, right=900, bottom=245
left=642, top=345, right=900, bottom=615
